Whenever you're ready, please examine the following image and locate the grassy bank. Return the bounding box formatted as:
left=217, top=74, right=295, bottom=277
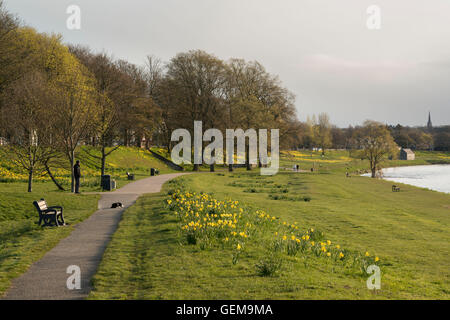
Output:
left=88, top=156, right=450, bottom=299
left=0, top=146, right=176, bottom=192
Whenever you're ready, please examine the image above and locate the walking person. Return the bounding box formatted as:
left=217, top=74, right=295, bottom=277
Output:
left=74, top=160, right=81, bottom=194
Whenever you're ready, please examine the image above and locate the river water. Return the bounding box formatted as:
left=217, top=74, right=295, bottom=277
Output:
left=363, top=164, right=450, bottom=194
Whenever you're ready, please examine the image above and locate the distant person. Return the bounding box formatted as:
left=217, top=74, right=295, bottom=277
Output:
left=296, top=164, right=299, bottom=171
left=74, top=160, right=81, bottom=194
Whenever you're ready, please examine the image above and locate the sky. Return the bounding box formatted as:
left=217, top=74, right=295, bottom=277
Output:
left=4, top=0, right=450, bottom=127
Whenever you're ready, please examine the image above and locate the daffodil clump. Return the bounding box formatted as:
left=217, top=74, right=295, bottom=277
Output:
left=167, top=190, right=251, bottom=251
left=166, top=189, right=380, bottom=275
left=272, top=223, right=380, bottom=274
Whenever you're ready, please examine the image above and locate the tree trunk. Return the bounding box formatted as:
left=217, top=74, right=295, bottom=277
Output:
left=246, top=142, right=251, bottom=171
left=101, top=145, right=106, bottom=176
left=45, top=164, right=65, bottom=191
left=70, top=150, right=75, bottom=193
left=27, top=168, right=33, bottom=193
left=123, top=129, right=129, bottom=147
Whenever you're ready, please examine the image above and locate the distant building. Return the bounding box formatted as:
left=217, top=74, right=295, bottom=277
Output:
left=427, top=112, right=433, bottom=131
left=400, top=148, right=415, bottom=160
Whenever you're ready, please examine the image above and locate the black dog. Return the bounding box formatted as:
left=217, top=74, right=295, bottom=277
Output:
left=111, top=202, right=123, bottom=208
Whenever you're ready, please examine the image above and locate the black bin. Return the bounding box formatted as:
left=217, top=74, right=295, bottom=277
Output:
left=150, top=168, right=155, bottom=176
left=101, top=175, right=112, bottom=191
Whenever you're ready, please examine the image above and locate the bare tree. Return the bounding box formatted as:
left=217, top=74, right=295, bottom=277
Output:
left=3, top=72, right=57, bottom=192
left=166, top=50, right=227, bottom=171
left=313, top=113, right=332, bottom=155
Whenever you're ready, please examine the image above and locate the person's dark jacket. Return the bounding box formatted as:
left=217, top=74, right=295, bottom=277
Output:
left=74, top=164, right=81, bottom=179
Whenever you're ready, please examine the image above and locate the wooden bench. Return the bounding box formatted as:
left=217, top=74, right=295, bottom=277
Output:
left=33, top=199, right=65, bottom=227
left=392, top=185, right=400, bottom=192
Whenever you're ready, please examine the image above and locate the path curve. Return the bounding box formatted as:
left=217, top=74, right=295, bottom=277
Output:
left=2, top=173, right=189, bottom=300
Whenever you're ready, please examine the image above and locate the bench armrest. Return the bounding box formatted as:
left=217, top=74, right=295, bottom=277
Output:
left=42, top=209, right=58, bottom=214
left=48, top=206, right=63, bottom=211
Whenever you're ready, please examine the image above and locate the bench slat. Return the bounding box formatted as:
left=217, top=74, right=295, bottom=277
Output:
left=37, top=200, right=48, bottom=211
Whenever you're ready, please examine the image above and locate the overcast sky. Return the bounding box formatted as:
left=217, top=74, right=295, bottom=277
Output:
left=4, top=0, right=450, bottom=127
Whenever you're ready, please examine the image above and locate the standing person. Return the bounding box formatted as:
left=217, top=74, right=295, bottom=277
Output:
left=74, top=160, right=81, bottom=194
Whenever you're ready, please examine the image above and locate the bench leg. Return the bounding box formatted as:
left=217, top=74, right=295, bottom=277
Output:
left=57, top=212, right=65, bottom=226
left=42, top=215, right=52, bottom=227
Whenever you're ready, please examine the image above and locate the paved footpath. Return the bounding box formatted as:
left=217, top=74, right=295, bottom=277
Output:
left=2, top=173, right=189, bottom=300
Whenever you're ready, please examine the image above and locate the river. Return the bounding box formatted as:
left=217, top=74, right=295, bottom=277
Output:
left=362, top=164, right=450, bottom=194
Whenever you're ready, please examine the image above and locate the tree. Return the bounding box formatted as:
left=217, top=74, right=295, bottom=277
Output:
left=313, top=113, right=332, bottom=155
left=433, top=131, right=450, bottom=151
left=115, top=60, right=157, bottom=148
left=353, top=121, right=398, bottom=178
left=224, top=59, right=296, bottom=169
left=166, top=50, right=227, bottom=171
left=45, top=42, right=98, bottom=192
left=69, top=47, right=130, bottom=176
left=2, top=72, right=57, bottom=192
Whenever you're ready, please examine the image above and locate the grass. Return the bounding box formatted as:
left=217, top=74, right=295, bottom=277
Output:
left=1, top=148, right=449, bottom=299
left=88, top=152, right=450, bottom=299
left=0, top=146, right=176, bottom=192
left=0, top=146, right=175, bottom=296
left=0, top=182, right=99, bottom=296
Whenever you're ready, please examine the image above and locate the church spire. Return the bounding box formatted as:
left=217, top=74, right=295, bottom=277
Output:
left=427, top=111, right=433, bottom=131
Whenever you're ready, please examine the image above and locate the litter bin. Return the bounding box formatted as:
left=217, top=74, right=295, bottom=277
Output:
left=101, top=175, right=113, bottom=191
left=151, top=168, right=155, bottom=176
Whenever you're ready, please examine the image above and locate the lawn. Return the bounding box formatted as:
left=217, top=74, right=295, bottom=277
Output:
left=88, top=153, right=450, bottom=299
left=0, top=182, right=99, bottom=296
left=0, top=146, right=175, bottom=296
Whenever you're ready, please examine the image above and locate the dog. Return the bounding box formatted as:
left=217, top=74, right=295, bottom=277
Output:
left=111, top=202, right=124, bottom=208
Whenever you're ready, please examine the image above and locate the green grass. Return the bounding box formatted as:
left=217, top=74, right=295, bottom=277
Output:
left=0, top=182, right=99, bottom=296
left=0, top=146, right=176, bottom=296
left=88, top=155, right=450, bottom=299
left=0, top=146, right=177, bottom=192
left=1, top=149, right=449, bottom=299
